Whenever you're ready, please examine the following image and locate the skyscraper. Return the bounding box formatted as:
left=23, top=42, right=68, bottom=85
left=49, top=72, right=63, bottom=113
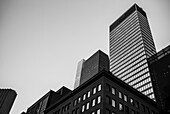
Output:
left=148, top=45, right=170, bottom=114
left=109, top=4, right=156, bottom=100
left=74, top=50, right=109, bottom=89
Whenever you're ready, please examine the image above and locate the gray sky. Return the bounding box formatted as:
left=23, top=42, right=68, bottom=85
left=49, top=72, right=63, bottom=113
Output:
left=0, top=0, right=170, bottom=113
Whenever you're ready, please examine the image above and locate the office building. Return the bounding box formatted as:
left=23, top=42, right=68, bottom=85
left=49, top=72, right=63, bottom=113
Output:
left=109, top=4, right=156, bottom=100
left=26, top=87, right=71, bottom=114
left=74, top=50, right=109, bottom=88
left=148, top=45, right=170, bottom=114
left=45, top=70, right=159, bottom=114
left=0, top=89, right=17, bottom=114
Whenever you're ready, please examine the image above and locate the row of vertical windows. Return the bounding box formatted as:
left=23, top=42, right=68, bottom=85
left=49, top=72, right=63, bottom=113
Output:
left=110, top=19, right=140, bottom=49
left=111, top=44, right=144, bottom=74
left=105, top=83, right=157, bottom=114
left=73, top=84, right=101, bottom=106
left=133, top=77, right=151, bottom=89
left=53, top=103, right=71, bottom=114
left=117, top=58, right=147, bottom=79
left=110, top=11, right=138, bottom=37
left=110, top=29, right=142, bottom=61
left=115, top=54, right=146, bottom=77
left=81, top=96, right=101, bottom=113
left=124, top=69, right=149, bottom=84
left=91, top=109, right=101, bottom=114
left=111, top=41, right=144, bottom=73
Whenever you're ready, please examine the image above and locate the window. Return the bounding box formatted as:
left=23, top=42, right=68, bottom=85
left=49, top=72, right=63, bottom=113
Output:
left=87, top=91, right=91, bottom=98
left=119, top=103, right=123, bottom=111
left=106, top=109, right=110, bottom=114
left=97, top=96, right=101, bottom=104
left=81, top=105, right=85, bottom=112
left=92, top=98, right=96, bottom=107
left=112, top=99, right=116, bottom=107
left=130, top=98, right=134, bottom=105
left=83, top=94, right=86, bottom=101
left=98, top=84, right=102, bottom=91
left=86, top=102, right=90, bottom=110
left=91, top=112, right=95, bottom=114
left=78, top=97, right=81, bottom=103
left=93, top=87, right=96, bottom=94
left=131, top=109, right=135, bottom=114
left=124, top=105, right=129, bottom=114
left=124, top=94, right=128, bottom=102
left=135, top=100, right=139, bottom=109
left=118, top=91, right=123, bottom=99
left=146, top=107, right=150, bottom=114
left=112, top=87, right=116, bottom=95
left=76, top=107, right=79, bottom=114
left=97, top=109, right=101, bottom=114
left=72, top=109, right=75, bottom=114
left=73, top=99, right=77, bottom=106
left=141, top=104, right=145, bottom=112
left=106, top=96, right=110, bottom=104
left=106, top=84, right=111, bottom=92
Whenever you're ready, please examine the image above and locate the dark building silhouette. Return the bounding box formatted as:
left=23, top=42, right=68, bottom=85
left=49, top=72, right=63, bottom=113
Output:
left=26, top=87, right=71, bottom=114
left=0, top=89, right=17, bottom=114
left=148, top=45, right=170, bottom=114
left=109, top=3, right=157, bottom=100
left=45, top=70, right=158, bottom=114
left=74, top=50, right=109, bottom=88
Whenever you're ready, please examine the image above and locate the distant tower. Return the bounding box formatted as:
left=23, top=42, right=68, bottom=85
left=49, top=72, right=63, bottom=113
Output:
left=0, top=89, right=17, bottom=114
left=74, top=50, right=109, bottom=88
left=109, top=4, right=156, bottom=100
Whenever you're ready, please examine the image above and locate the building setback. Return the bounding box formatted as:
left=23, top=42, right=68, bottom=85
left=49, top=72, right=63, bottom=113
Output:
left=45, top=70, right=158, bottom=114
left=109, top=3, right=156, bottom=100
left=26, top=87, right=71, bottom=114
left=74, top=50, right=109, bottom=89
left=0, top=89, right=17, bottom=114
left=148, top=45, right=170, bottom=114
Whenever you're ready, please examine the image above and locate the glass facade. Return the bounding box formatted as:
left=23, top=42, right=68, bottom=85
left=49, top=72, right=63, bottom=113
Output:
left=109, top=4, right=156, bottom=100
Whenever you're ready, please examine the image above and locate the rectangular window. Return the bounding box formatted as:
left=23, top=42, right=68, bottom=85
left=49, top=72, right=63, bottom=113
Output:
left=73, top=99, right=77, bottom=106
left=112, top=87, right=116, bottom=95
left=146, top=107, right=150, bottom=114
left=130, top=98, right=134, bottom=106
left=131, top=109, right=135, bottom=114
left=86, top=102, right=90, bottom=110
left=124, top=94, right=128, bottom=102
left=141, top=104, right=145, bottom=112
left=81, top=105, right=85, bottom=112
left=72, top=109, right=75, bottom=114
left=87, top=91, right=91, bottom=98
left=125, top=105, right=129, bottom=114
left=106, top=109, right=110, bottom=114
left=112, top=99, right=116, bottom=107
left=98, top=84, right=102, bottom=91
left=106, top=96, right=110, bottom=104
left=97, top=109, right=101, bottom=114
left=92, top=98, right=96, bottom=107
left=97, top=96, right=101, bottom=104
left=91, top=112, right=95, bottom=114
left=118, top=91, right=123, bottom=99
left=119, top=103, right=124, bottom=111
left=106, top=84, right=111, bottom=92
left=93, top=87, right=96, bottom=94
left=78, top=97, right=81, bottom=103
left=135, top=100, right=139, bottom=109
left=83, top=94, right=86, bottom=101
left=76, top=107, right=79, bottom=114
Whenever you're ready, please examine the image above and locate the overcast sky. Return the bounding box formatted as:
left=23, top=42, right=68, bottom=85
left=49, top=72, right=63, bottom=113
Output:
left=0, top=0, right=170, bottom=113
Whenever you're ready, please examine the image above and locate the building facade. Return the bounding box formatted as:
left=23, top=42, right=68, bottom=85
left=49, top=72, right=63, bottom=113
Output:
left=26, top=87, right=71, bottom=114
left=148, top=45, right=170, bottom=114
left=45, top=70, right=159, bottom=114
left=74, top=50, right=109, bottom=88
left=0, top=89, right=17, bottom=114
left=109, top=4, right=156, bottom=100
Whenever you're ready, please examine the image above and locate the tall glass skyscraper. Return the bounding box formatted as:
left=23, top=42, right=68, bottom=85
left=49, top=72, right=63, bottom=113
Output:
left=109, top=4, right=156, bottom=100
